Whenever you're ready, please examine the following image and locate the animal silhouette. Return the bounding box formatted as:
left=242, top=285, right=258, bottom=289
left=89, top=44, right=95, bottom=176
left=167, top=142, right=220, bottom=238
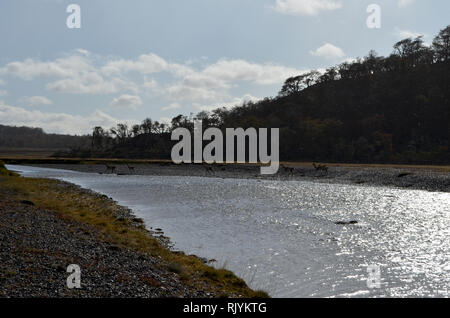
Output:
left=204, top=165, right=214, bottom=174
left=281, top=164, right=295, bottom=176
left=105, top=164, right=116, bottom=174
left=313, top=163, right=328, bottom=173
left=126, top=163, right=135, bottom=174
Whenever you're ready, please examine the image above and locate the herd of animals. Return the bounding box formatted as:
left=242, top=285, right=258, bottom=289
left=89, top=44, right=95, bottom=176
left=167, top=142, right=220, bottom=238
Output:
left=280, top=163, right=328, bottom=176
left=102, top=162, right=329, bottom=176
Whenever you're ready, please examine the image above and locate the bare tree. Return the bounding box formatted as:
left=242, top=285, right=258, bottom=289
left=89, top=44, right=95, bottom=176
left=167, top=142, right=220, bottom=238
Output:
left=110, top=123, right=130, bottom=144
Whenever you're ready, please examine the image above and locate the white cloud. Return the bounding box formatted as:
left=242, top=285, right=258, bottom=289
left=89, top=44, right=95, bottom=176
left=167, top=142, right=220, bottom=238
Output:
left=166, top=84, right=225, bottom=103
left=76, top=49, right=90, bottom=56
left=0, top=101, right=131, bottom=135
left=161, top=103, right=181, bottom=111
left=310, top=43, right=345, bottom=59
left=1, top=51, right=306, bottom=124
left=102, top=53, right=168, bottom=75
left=273, top=0, right=342, bottom=16
left=194, top=94, right=261, bottom=111
left=202, top=59, right=304, bottom=85
left=142, top=77, right=161, bottom=96
left=110, top=94, right=143, bottom=109
left=22, top=96, right=53, bottom=106
left=86, top=53, right=305, bottom=105
left=163, top=59, right=306, bottom=104
left=142, top=77, right=159, bottom=89
left=180, top=72, right=230, bottom=89
left=3, top=51, right=304, bottom=104
left=398, top=0, right=414, bottom=7
left=394, top=27, right=424, bottom=39
left=4, top=56, right=90, bottom=80
left=46, top=72, right=118, bottom=94
left=102, top=54, right=305, bottom=89
left=4, top=57, right=116, bottom=95
left=2, top=55, right=138, bottom=95
left=0, top=79, right=5, bottom=96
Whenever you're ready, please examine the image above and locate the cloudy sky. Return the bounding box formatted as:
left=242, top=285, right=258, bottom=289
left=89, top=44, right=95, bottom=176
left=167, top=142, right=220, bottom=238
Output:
left=0, top=0, right=448, bottom=134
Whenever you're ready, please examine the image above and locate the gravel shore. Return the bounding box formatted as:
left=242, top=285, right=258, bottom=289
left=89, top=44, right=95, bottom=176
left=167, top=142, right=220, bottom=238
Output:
left=27, top=162, right=450, bottom=192
left=0, top=189, right=210, bottom=297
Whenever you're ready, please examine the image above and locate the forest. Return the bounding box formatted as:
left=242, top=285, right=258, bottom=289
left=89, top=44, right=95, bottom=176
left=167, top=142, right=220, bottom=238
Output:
left=3, top=26, right=450, bottom=164
left=0, top=125, right=90, bottom=150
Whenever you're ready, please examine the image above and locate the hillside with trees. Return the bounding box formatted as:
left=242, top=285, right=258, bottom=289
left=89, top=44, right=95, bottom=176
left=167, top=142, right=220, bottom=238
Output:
left=6, top=26, right=450, bottom=164
left=0, top=125, right=89, bottom=150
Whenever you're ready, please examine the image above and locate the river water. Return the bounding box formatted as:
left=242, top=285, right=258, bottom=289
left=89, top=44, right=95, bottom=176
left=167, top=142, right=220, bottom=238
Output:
left=8, top=165, right=450, bottom=298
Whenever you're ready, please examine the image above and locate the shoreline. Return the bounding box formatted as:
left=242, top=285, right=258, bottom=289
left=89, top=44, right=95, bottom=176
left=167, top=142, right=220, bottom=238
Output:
left=0, top=163, right=268, bottom=298
left=13, top=161, right=450, bottom=193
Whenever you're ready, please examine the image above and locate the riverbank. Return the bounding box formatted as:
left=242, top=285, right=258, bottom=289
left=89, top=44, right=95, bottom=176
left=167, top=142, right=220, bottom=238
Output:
left=8, top=160, right=449, bottom=192
left=0, top=163, right=268, bottom=298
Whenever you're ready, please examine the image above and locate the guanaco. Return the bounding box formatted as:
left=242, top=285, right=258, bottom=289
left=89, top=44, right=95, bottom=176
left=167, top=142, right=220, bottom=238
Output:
left=281, top=164, right=295, bottom=176
left=105, top=164, right=116, bottom=174
left=204, top=165, right=214, bottom=174
left=313, top=163, right=328, bottom=173
left=126, top=163, right=135, bottom=174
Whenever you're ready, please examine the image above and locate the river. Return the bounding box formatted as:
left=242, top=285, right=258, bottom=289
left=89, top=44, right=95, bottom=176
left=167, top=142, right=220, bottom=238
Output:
left=7, top=165, right=450, bottom=298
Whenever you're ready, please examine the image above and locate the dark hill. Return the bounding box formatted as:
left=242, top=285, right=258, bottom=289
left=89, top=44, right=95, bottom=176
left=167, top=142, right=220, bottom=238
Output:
left=0, top=125, right=89, bottom=150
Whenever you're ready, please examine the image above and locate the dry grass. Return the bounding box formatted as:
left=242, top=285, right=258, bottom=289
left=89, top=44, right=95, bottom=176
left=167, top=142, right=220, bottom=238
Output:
left=0, top=160, right=19, bottom=177
left=0, top=171, right=268, bottom=298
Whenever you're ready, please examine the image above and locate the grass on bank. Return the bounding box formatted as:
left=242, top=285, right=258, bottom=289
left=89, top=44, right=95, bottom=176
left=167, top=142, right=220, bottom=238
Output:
left=0, top=166, right=268, bottom=298
left=0, top=160, right=19, bottom=177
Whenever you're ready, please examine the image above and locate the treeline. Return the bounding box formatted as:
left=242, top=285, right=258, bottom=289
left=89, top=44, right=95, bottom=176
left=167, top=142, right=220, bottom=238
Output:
left=0, top=125, right=90, bottom=150
left=59, top=26, right=450, bottom=164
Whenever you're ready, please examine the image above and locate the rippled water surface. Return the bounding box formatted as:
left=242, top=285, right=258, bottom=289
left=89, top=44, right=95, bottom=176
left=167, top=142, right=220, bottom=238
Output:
left=9, top=165, right=449, bottom=297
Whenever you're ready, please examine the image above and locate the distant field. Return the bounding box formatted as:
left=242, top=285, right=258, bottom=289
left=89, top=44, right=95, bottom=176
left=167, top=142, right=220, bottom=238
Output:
left=0, top=148, right=63, bottom=159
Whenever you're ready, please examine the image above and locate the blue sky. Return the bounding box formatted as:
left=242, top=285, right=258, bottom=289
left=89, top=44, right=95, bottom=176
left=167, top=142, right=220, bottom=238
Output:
left=0, top=0, right=449, bottom=134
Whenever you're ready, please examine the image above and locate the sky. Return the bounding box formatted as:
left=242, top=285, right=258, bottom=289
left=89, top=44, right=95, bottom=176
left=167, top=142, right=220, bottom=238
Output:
left=0, top=0, right=449, bottom=135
